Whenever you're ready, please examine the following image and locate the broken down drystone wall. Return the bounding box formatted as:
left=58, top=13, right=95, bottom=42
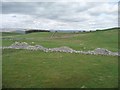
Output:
left=2, top=42, right=119, bottom=56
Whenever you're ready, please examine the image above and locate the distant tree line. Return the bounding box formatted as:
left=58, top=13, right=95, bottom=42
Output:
left=25, top=29, right=50, bottom=34
left=24, top=27, right=119, bottom=34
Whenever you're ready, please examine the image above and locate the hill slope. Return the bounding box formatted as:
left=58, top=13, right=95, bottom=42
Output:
left=2, top=28, right=119, bottom=52
left=2, top=28, right=118, bottom=88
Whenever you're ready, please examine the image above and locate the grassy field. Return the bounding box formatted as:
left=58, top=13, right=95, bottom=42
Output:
left=2, top=28, right=119, bottom=88
left=3, top=49, right=118, bottom=88
left=2, top=28, right=118, bottom=51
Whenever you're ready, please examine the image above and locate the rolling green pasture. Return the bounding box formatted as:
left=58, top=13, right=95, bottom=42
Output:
left=2, top=29, right=118, bottom=51
left=3, top=49, right=118, bottom=88
left=2, top=28, right=119, bottom=88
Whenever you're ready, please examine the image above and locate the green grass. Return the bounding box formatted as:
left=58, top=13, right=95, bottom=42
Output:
left=2, top=49, right=118, bottom=88
left=1, top=32, right=22, bottom=46
left=2, top=28, right=119, bottom=88
left=2, top=29, right=118, bottom=51
left=2, top=32, right=22, bottom=36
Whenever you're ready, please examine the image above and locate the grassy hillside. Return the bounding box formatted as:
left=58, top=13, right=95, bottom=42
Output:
left=2, top=28, right=119, bottom=51
left=2, top=32, right=22, bottom=36
left=2, top=28, right=119, bottom=88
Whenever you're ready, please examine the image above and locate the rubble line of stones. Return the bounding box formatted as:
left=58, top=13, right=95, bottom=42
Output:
left=1, top=42, right=119, bottom=56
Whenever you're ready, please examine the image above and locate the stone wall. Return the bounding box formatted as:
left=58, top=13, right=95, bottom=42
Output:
left=2, top=42, right=119, bottom=56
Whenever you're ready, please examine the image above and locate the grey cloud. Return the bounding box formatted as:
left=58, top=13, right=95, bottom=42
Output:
left=2, top=2, right=59, bottom=15
left=1, top=2, right=118, bottom=30
left=2, top=2, right=40, bottom=14
left=2, top=2, right=95, bottom=23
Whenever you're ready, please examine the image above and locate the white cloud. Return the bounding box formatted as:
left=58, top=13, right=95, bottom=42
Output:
left=88, top=3, right=118, bottom=15
left=1, top=14, right=33, bottom=28
left=1, top=2, right=118, bottom=31
left=1, top=0, right=119, bottom=2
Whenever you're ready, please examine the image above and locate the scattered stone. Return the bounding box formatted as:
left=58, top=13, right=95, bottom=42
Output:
left=32, top=42, right=34, bottom=44
left=2, top=42, right=119, bottom=56
left=10, top=42, right=30, bottom=49
left=81, top=85, right=86, bottom=88
left=51, top=46, right=74, bottom=53
left=93, top=48, right=110, bottom=55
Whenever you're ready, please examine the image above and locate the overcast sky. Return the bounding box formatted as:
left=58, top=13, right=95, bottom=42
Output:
left=0, top=0, right=119, bottom=31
